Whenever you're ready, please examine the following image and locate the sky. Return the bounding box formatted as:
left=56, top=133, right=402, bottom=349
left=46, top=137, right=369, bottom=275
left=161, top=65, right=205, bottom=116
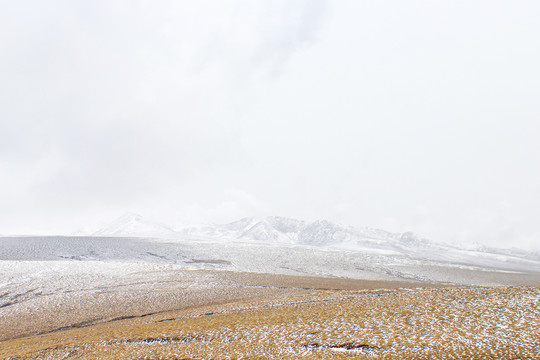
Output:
left=1, top=0, right=539, bottom=250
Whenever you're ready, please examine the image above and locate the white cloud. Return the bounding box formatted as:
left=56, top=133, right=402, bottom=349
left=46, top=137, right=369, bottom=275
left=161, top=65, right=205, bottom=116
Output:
left=0, top=0, right=539, bottom=250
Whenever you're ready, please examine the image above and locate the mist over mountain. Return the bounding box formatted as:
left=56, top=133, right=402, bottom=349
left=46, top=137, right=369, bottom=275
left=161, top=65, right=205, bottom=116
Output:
left=2, top=213, right=539, bottom=287
left=93, top=213, right=177, bottom=238
left=91, top=213, right=432, bottom=247
left=87, top=213, right=540, bottom=272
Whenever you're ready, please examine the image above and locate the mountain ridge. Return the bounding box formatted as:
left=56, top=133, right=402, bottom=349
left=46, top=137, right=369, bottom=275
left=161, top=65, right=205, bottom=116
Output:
left=86, top=214, right=540, bottom=272
left=92, top=213, right=432, bottom=246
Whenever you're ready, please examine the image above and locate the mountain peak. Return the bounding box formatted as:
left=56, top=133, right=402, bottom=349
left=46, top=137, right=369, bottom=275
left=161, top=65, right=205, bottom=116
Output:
left=93, top=213, right=176, bottom=238
left=93, top=214, right=438, bottom=250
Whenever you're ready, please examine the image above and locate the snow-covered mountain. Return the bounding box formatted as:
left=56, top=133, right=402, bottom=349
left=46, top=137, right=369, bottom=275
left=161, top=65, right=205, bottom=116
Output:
left=178, top=216, right=440, bottom=255
left=1, top=214, right=538, bottom=286
left=93, top=213, right=177, bottom=238
left=176, top=216, right=412, bottom=245
left=90, top=214, right=540, bottom=273
left=179, top=216, right=306, bottom=244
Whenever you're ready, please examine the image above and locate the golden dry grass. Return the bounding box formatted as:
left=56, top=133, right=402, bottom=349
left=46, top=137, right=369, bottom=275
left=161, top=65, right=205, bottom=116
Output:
left=0, top=270, right=426, bottom=342
left=2, top=286, right=538, bottom=359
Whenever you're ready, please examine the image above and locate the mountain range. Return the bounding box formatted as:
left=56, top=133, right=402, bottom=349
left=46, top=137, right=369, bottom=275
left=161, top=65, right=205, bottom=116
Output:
left=2, top=213, right=539, bottom=286
left=92, top=213, right=433, bottom=248
left=89, top=213, right=540, bottom=271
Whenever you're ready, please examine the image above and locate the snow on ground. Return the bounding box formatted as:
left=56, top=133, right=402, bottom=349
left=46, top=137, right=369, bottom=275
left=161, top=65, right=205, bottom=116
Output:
left=2, top=235, right=538, bottom=288
left=1, top=234, right=539, bottom=302
left=1, top=234, right=538, bottom=341
left=3, top=286, right=538, bottom=359
left=1, top=228, right=539, bottom=357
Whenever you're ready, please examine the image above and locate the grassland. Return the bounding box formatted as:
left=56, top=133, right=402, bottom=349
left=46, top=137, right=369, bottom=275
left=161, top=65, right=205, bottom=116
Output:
left=1, top=285, right=538, bottom=359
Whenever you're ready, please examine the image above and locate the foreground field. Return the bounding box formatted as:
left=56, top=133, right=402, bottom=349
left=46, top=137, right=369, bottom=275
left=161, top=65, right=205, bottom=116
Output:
left=2, top=286, right=538, bottom=359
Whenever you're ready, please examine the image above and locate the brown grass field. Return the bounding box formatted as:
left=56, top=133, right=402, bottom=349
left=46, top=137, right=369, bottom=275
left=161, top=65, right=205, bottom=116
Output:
left=1, top=272, right=538, bottom=359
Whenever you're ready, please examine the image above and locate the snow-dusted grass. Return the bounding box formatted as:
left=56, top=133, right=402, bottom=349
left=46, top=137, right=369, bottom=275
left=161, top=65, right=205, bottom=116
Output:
left=2, top=286, right=538, bottom=359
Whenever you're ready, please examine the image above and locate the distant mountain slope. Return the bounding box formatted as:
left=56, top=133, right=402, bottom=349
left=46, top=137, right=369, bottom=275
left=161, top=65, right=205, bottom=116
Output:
left=93, top=213, right=177, bottom=238
left=91, top=214, right=540, bottom=273
left=178, top=216, right=435, bottom=251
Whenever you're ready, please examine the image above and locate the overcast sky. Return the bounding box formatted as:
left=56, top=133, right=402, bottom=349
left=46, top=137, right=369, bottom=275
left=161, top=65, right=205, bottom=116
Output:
left=1, top=0, right=539, bottom=249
